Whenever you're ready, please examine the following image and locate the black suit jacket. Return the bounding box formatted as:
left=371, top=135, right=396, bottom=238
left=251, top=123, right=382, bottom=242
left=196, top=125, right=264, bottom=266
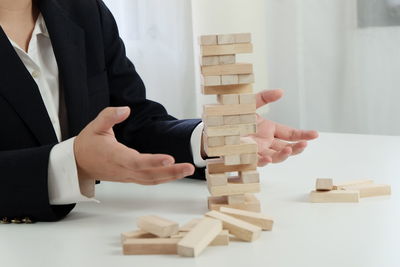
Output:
left=0, top=0, right=203, bottom=222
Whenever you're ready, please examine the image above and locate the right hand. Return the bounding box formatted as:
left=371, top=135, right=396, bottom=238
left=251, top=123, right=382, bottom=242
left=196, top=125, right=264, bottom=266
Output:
left=74, top=107, right=195, bottom=185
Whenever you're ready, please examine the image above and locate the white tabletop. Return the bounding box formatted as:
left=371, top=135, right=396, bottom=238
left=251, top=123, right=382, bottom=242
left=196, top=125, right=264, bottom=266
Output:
left=1, top=132, right=399, bottom=267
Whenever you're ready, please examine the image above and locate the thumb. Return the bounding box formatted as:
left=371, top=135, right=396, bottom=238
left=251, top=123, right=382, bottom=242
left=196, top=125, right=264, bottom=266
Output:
left=91, top=107, right=131, bottom=133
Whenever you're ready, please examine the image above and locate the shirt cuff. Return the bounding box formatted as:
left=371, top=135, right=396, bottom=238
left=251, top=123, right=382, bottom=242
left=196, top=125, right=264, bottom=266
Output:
left=190, top=122, right=207, bottom=168
left=48, top=137, right=99, bottom=205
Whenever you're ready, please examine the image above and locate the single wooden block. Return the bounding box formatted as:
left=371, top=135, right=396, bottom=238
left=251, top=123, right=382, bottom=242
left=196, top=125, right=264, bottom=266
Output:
left=121, top=230, right=157, bottom=243
left=206, top=158, right=257, bottom=174
left=201, top=56, right=219, bottom=66
left=240, top=153, right=258, bottom=165
left=201, top=43, right=253, bottom=56
left=202, top=75, right=221, bottom=86
left=227, top=194, right=246, bottom=204
left=240, top=114, right=257, bottom=124
left=333, top=179, right=374, bottom=190
left=225, top=135, right=240, bottom=145
left=208, top=194, right=261, bottom=212
left=217, top=34, right=236, bottom=44
left=202, top=84, right=253, bottom=95
left=309, top=190, right=360, bottom=203
left=239, top=170, right=260, bottom=184
left=234, top=33, right=252, bottom=43
left=180, top=218, right=202, bottom=232
left=204, top=135, right=225, bottom=147
left=217, top=94, right=240, bottom=105
left=208, top=182, right=261, bottom=197
left=205, top=210, right=262, bottom=242
left=172, top=230, right=230, bottom=246
left=206, top=170, right=228, bottom=186
left=223, top=155, right=241, bottom=165
left=223, top=115, right=241, bottom=125
left=238, top=74, right=255, bottom=84
left=219, top=207, right=273, bottom=231
left=221, top=75, right=239, bottom=85
left=204, top=139, right=257, bottom=157
left=316, top=178, right=334, bottom=191
left=137, top=215, right=179, bottom=238
left=202, top=115, right=224, bottom=127
left=342, top=184, right=391, bottom=198
left=202, top=63, right=253, bottom=76
left=205, top=124, right=257, bottom=137
left=239, top=94, right=256, bottom=104
left=203, top=103, right=256, bottom=116
left=123, top=238, right=180, bottom=255
left=177, top=217, right=222, bottom=257
left=219, top=55, right=236, bottom=65
left=199, top=35, right=217, bottom=45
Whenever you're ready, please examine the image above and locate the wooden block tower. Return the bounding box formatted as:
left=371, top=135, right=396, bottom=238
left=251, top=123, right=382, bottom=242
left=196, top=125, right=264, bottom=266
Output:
left=199, top=33, right=261, bottom=212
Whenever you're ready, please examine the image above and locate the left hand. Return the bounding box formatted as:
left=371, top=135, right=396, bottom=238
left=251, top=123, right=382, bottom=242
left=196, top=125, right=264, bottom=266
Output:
left=249, top=89, right=318, bottom=167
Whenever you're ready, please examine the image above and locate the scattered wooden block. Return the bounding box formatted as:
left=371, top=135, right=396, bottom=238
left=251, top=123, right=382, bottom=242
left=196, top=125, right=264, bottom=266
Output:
left=223, top=115, right=241, bottom=125
left=204, top=135, right=225, bottom=147
left=240, top=153, right=258, bottom=165
left=180, top=218, right=202, bottom=232
left=201, top=43, right=253, bottom=56
left=208, top=182, right=261, bottom=197
left=202, top=84, right=253, bottom=95
left=199, top=35, right=217, bottom=45
left=219, top=207, right=273, bottom=231
left=217, top=34, right=236, bottom=45
left=240, top=114, right=257, bottom=124
left=123, top=238, right=180, bottom=255
left=201, top=56, right=219, bottom=66
left=202, top=63, right=253, bottom=76
left=202, top=115, right=224, bottom=127
left=205, top=123, right=257, bottom=137
left=238, top=74, right=255, bottom=84
left=309, top=190, right=360, bottom=203
left=208, top=194, right=261, bottom=212
left=219, top=55, right=236, bottom=65
left=205, top=210, right=262, bottom=242
left=204, top=103, right=256, bottom=116
left=217, top=94, right=240, bottom=105
left=342, top=184, right=391, bottom=198
left=221, top=75, right=239, bottom=85
left=239, top=170, right=260, bottom=184
left=234, top=33, right=252, bottom=43
left=204, top=139, right=257, bottom=157
left=137, top=215, right=179, bottom=238
left=316, top=178, right=333, bottom=191
left=333, top=179, right=374, bottom=190
left=227, top=194, right=246, bottom=204
left=206, top=158, right=257, bottom=174
left=172, top=230, right=230, bottom=246
left=121, top=230, right=157, bottom=243
left=239, top=94, right=256, bottom=104
left=202, top=75, right=221, bottom=86
left=206, top=170, right=228, bottom=186
left=225, top=135, right=240, bottom=145
left=177, top=217, right=222, bottom=257
left=223, top=155, right=241, bottom=165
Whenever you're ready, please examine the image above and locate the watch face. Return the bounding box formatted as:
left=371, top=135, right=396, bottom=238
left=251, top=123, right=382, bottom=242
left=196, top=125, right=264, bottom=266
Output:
left=358, top=0, right=400, bottom=28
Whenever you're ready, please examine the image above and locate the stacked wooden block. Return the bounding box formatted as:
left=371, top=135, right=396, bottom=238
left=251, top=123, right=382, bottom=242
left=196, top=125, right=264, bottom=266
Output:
left=122, top=208, right=273, bottom=257
left=310, top=178, right=391, bottom=203
left=199, top=33, right=261, bottom=212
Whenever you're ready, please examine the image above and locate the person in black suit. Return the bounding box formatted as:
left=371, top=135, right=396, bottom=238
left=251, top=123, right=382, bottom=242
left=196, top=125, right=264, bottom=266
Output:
left=0, top=0, right=318, bottom=223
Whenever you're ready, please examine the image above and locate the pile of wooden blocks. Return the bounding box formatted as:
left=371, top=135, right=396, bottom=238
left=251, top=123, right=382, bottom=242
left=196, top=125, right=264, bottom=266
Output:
left=310, top=178, right=391, bottom=202
left=122, top=207, right=273, bottom=257
left=199, top=33, right=261, bottom=212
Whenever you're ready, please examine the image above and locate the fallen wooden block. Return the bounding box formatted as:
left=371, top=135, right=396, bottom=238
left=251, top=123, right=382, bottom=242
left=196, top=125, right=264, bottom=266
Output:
left=206, top=158, right=257, bottom=174
left=199, top=35, right=217, bottom=45
left=208, top=194, right=261, bottom=212
left=204, top=103, right=256, bottom=116
left=202, top=84, right=253, bottom=95
left=206, top=170, right=228, bottom=186
left=202, top=75, right=221, bottom=86
left=205, top=123, right=257, bottom=137
left=180, top=218, right=202, bottom=232
left=172, top=230, right=230, bottom=246
left=333, top=179, right=374, bottom=190
left=121, top=230, right=157, bottom=243
left=204, top=139, right=257, bottom=157
left=309, top=190, right=360, bottom=203
left=219, top=207, right=273, bottom=231
left=239, top=170, right=260, bottom=184
left=342, top=184, right=391, bottom=198
left=205, top=210, right=262, bottom=242
left=208, top=182, right=261, bottom=197
left=201, top=43, right=253, bottom=56
left=177, top=217, right=222, bottom=257
left=137, top=215, right=179, bottom=238
left=316, top=178, right=333, bottom=191
left=202, top=63, right=253, bottom=76
left=217, top=94, right=240, bottom=105
left=123, top=238, right=180, bottom=255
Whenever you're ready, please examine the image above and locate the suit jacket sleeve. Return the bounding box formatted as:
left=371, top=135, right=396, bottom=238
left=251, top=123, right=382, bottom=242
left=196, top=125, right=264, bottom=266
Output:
left=96, top=0, right=205, bottom=179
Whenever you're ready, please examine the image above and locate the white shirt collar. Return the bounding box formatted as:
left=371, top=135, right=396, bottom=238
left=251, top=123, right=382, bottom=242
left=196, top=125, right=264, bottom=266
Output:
left=34, top=14, right=50, bottom=38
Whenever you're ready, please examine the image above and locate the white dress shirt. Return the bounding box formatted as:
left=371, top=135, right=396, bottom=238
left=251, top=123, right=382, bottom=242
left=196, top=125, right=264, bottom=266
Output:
left=8, top=14, right=206, bottom=205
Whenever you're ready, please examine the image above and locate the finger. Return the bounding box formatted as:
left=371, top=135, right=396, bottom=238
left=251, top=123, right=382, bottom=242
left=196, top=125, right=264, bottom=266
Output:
left=111, top=143, right=176, bottom=170
left=275, top=123, right=319, bottom=141
left=291, top=141, right=307, bottom=156
left=91, top=107, right=131, bottom=133
left=258, top=155, right=272, bottom=167
left=127, top=163, right=195, bottom=185
left=271, top=146, right=292, bottom=163
left=256, top=89, right=284, bottom=109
